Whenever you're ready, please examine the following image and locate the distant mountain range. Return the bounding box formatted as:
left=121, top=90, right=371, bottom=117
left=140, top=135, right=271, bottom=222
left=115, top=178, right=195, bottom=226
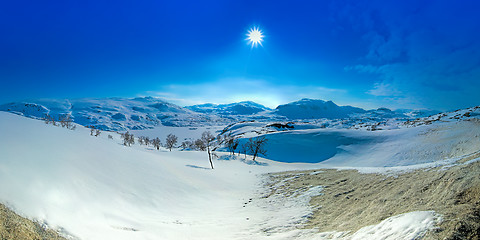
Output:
left=186, top=101, right=271, bottom=115
left=0, top=97, right=440, bottom=131
left=0, top=97, right=207, bottom=130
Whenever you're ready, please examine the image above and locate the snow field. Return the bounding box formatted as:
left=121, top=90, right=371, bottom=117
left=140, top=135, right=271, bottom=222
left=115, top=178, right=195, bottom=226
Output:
left=0, top=112, right=457, bottom=239
left=0, top=112, right=314, bottom=239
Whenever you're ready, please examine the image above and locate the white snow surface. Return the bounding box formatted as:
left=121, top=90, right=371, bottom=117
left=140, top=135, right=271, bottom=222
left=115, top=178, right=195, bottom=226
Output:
left=311, top=211, right=441, bottom=240
left=0, top=112, right=296, bottom=239
left=348, top=211, right=440, bottom=240
left=0, top=111, right=461, bottom=239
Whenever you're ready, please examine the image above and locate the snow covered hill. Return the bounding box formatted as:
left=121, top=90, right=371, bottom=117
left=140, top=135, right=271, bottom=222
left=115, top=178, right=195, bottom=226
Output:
left=274, top=98, right=366, bottom=119
left=0, top=98, right=280, bottom=131
left=0, top=97, right=214, bottom=131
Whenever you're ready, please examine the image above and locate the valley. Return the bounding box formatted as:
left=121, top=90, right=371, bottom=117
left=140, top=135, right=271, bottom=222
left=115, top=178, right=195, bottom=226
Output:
left=0, top=98, right=479, bottom=239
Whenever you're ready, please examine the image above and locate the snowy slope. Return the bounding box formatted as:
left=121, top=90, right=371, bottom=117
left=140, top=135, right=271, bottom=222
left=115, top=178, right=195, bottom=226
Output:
left=0, top=111, right=453, bottom=239
left=0, top=112, right=295, bottom=240
left=402, top=105, right=480, bottom=127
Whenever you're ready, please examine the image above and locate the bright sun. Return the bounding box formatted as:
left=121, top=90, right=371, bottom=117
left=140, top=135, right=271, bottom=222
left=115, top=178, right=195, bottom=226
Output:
left=246, top=27, right=264, bottom=48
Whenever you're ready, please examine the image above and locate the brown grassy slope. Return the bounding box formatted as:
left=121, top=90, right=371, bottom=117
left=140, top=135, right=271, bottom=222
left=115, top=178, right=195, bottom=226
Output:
left=265, top=160, right=480, bottom=239
left=0, top=203, right=67, bottom=240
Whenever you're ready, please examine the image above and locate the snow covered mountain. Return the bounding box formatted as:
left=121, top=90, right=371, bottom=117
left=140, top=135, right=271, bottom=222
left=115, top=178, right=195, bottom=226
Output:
left=274, top=98, right=366, bottom=119
left=274, top=99, right=440, bottom=122
left=0, top=97, right=211, bottom=131
left=0, top=97, right=441, bottom=131
left=0, top=98, right=280, bottom=131
left=186, top=101, right=271, bottom=115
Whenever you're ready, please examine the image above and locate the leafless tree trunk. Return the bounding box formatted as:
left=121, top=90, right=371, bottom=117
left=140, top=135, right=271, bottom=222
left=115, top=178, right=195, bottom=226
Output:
left=201, top=131, right=216, bottom=169
left=166, top=134, right=178, bottom=151
left=152, top=137, right=161, bottom=150
left=240, top=142, right=248, bottom=159
left=225, top=133, right=239, bottom=156
left=248, top=136, right=268, bottom=162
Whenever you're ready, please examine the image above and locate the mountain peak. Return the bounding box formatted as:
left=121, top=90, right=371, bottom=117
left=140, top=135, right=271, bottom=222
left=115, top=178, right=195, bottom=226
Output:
left=275, top=99, right=365, bottom=119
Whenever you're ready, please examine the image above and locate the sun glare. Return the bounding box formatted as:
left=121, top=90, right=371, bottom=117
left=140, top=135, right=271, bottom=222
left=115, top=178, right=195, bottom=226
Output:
left=246, top=27, right=264, bottom=48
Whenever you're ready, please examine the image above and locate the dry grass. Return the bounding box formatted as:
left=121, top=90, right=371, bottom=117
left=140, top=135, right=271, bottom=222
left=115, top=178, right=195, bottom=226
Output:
left=0, top=203, right=67, bottom=240
left=266, top=160, right=480, bottom=239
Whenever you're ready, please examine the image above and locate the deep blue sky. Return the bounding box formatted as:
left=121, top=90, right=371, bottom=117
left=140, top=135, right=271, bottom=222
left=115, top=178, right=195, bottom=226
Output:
left=1, top=0, right=479, bottom=110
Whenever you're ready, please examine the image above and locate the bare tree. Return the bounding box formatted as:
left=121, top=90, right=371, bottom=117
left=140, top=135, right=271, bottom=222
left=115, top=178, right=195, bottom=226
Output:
left=121, top=131, right=135, bottom=146
left=180, top=140, right=193, bottom=150
left=166, top=134, right=178, bottom=151
left=201, top=131, right=216, bottom=169
left=43, top=114, right=51, bottom=124
left=59, top=114, right=74, bottom=129
left=180, top=141, right=187, bottom=150
left=194, top=139, right=206, bottom=151
left=247, top=136, right=268, bottom=162
left=216, top=135, right=225, bottom=146
left=43, top=114, right=57, bottom=126
left=89, top=126, right=101, bottom=137
left=152, top=137, right=161, bottom=150
left=138, top=136, right=145, bottom=145
left=137, top=136, right=152, bottom=146
left=224, top=132, right=239, bottom=155
left=120, top=132, right=126, bottom=145
left=238, top=142, right=249, bottom=159
left=59, top=114, right=66, bottom=127
left=89, top=126, right=96, bottom=136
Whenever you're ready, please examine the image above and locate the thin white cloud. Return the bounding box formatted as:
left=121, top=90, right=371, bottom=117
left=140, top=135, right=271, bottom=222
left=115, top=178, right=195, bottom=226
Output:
left=367, top=82, right=401, bottom=97
left=144, top=78, right=350, bottom=108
